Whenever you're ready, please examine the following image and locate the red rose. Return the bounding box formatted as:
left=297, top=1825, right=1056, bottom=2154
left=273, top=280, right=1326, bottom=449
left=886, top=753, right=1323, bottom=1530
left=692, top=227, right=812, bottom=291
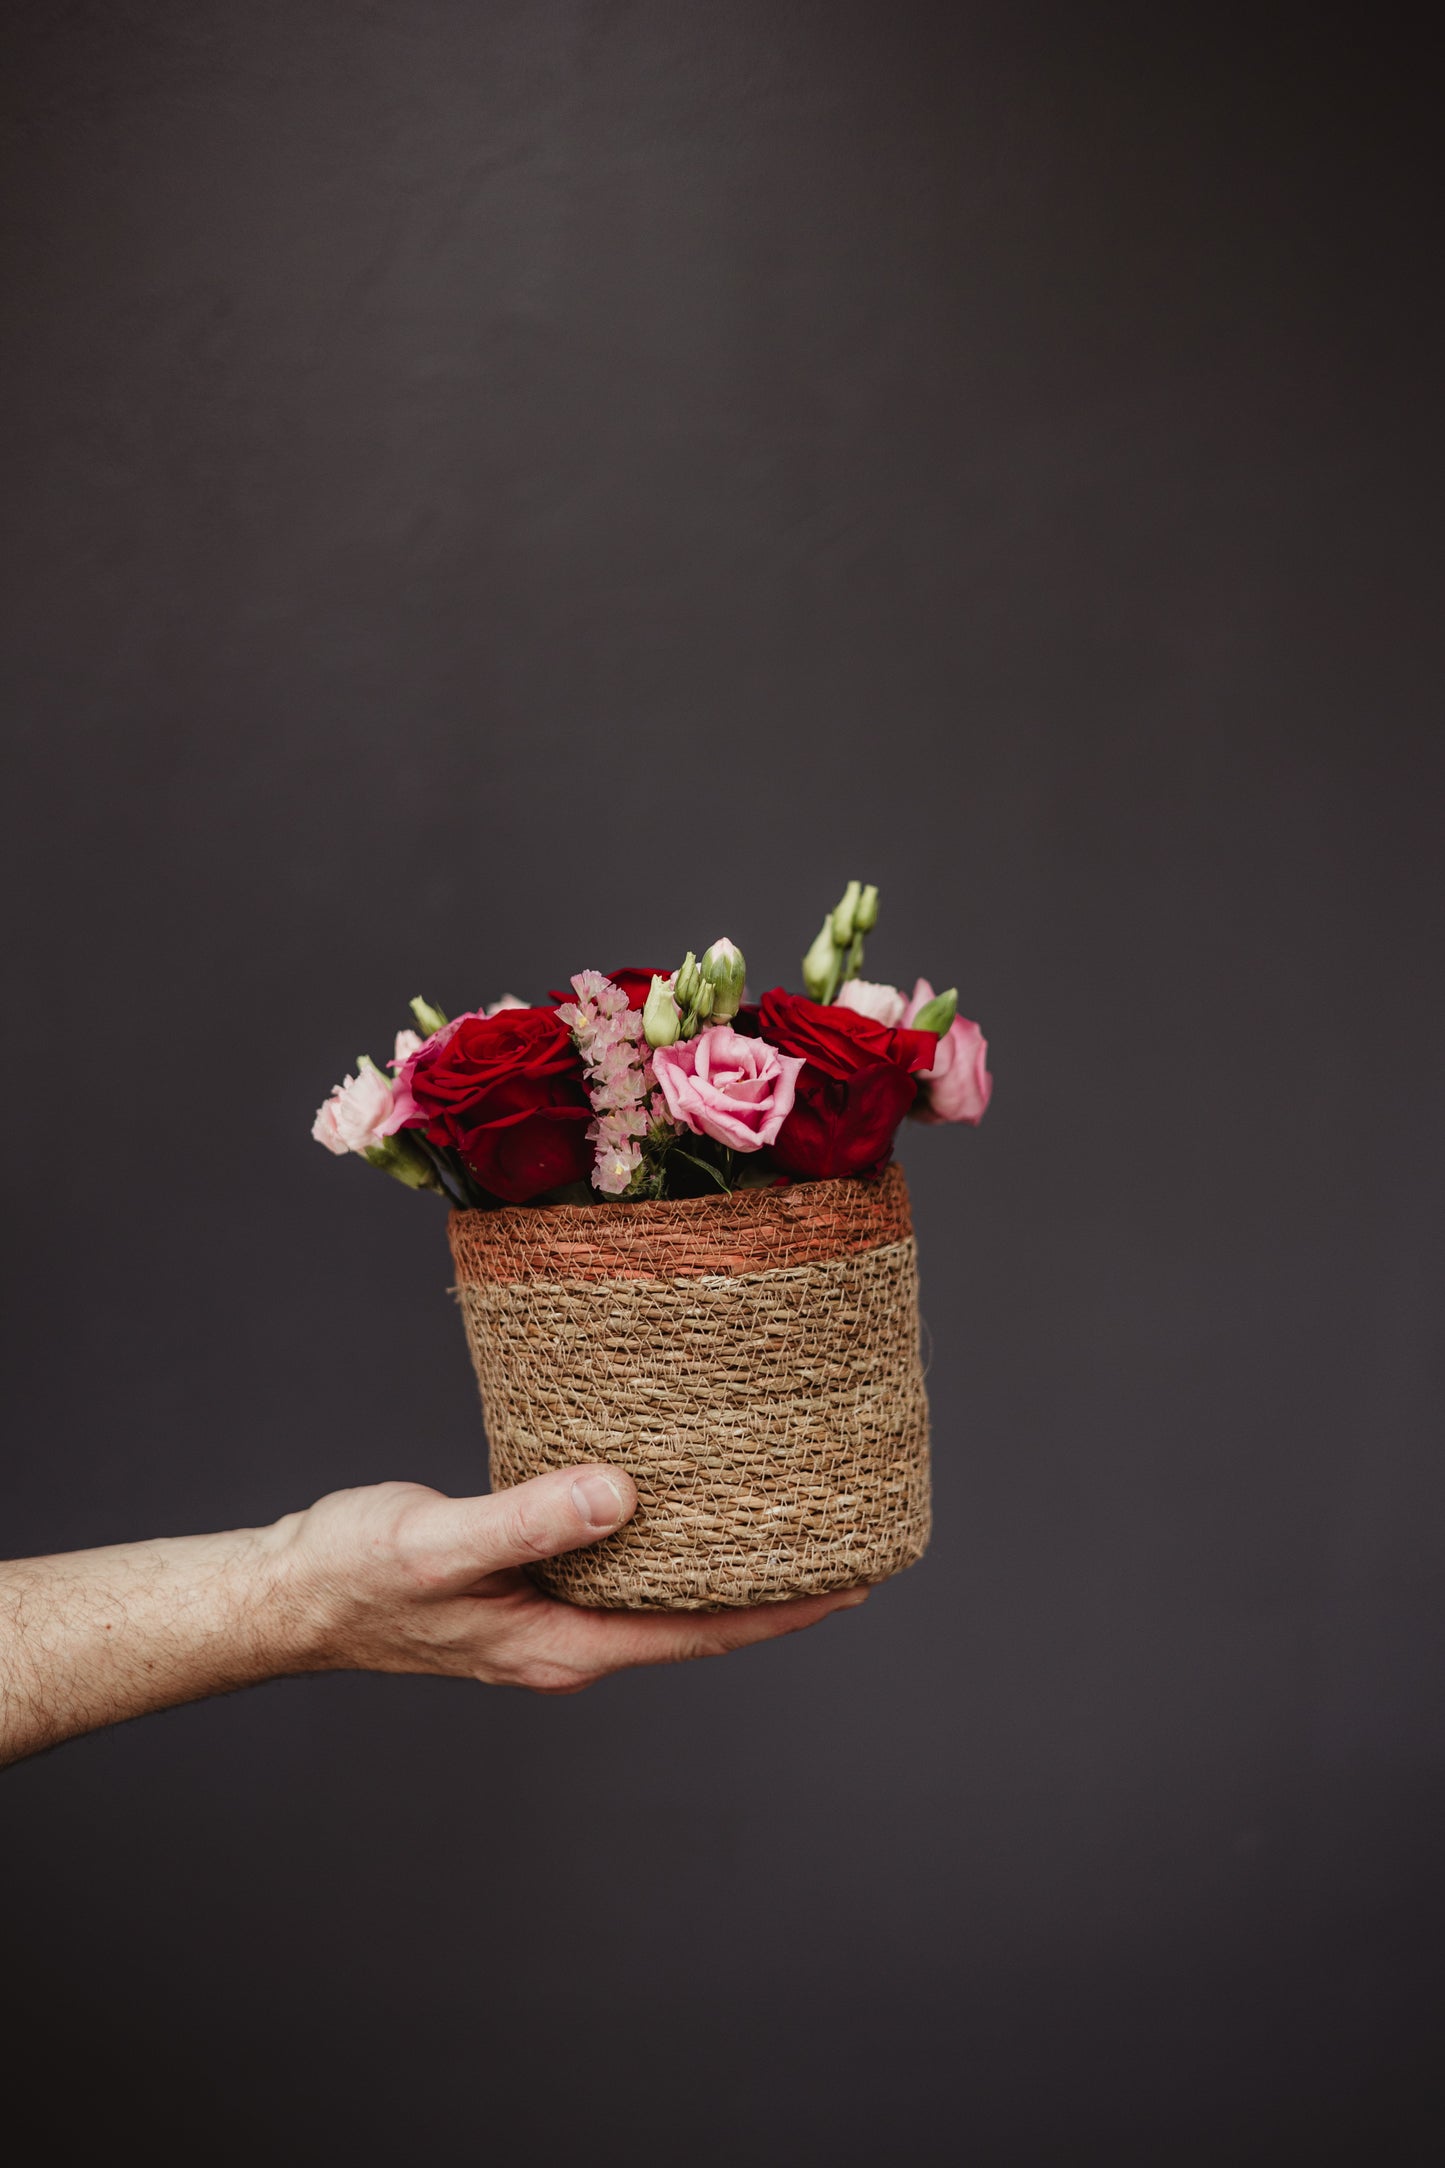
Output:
left=609, top=966, right=668, bottom=1009
left=756, top=988, right=937, bottom=1179
left=547, top=967, right=667, bottom=1009
left=404, top=1007, right=593, bottom=1203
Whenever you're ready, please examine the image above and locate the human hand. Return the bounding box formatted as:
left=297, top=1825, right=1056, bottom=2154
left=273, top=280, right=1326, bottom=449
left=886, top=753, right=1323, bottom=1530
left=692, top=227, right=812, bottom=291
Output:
left=270, top=1468, right=869, bottom=1693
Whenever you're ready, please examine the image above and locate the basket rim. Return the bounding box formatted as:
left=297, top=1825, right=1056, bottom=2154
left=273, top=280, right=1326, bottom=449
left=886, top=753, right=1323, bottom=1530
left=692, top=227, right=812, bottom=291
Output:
left=448, top=1161, right=913, bottom=1283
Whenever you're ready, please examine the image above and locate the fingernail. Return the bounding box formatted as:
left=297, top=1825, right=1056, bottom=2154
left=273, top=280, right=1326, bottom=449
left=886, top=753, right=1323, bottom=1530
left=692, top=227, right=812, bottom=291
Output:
left=571, top=1471, right=626, bottom=1530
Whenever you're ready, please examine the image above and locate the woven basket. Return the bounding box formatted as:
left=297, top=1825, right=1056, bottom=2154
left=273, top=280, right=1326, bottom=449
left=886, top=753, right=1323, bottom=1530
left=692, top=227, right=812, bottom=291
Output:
left=448, top=1163, right=930, bottom=1610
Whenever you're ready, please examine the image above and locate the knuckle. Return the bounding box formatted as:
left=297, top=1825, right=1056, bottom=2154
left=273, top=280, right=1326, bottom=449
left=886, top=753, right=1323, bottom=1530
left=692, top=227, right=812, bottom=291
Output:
left=473, top=1646, right=593, bottom=1695
left=500, top=1499, right=555, bottom=1563
left=518, top=1660, right=593, bottom=1696
left=373, top=1479, right=426, bottom=1508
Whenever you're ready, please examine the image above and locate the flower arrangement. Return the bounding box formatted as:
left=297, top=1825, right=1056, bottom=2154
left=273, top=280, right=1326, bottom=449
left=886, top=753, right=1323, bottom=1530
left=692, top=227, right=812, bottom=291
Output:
left=312, top=884, right=991, bottom=1609
left=312, top=882, right=992, bottom=1206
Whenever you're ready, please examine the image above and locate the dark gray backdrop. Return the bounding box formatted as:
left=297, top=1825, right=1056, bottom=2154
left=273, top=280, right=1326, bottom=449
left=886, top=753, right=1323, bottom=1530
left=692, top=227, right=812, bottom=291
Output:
left=2, top=4, right=1440, bottom=2161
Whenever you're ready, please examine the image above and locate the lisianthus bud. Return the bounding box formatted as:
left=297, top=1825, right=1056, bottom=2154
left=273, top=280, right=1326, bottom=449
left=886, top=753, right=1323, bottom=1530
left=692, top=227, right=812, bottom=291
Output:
left=675, top=951, right=701, bottom=1009
left=855, top=883, right=879, bottom=933
left=409, top=995, right=448, bottom=1035
left=831, top=880, right=863, bottom=947
left=700, top=937, right=747, bottom=1024
left=693, top=978, right=714, bottom=1020
left=642, top=973, right=681, bottom=1047
left=902, top=977, right=992, bottom=1125
left=363, top=1135, right=442, bottom=1192
left=910, top=985, right=958, bottom=1038
left=837, top=978, right=907, bottom=1028
left=803, top=918, right=841, bottom=1003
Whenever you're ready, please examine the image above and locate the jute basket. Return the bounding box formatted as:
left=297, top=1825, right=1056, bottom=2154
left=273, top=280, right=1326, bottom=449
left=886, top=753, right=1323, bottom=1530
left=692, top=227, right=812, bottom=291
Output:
left=448, top=1163, right=931, bottom=1610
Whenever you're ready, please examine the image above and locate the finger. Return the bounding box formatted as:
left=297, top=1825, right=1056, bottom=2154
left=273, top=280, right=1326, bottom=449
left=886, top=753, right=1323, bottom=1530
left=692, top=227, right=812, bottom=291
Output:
left=436, top=1465, right=638, bottom=1578
left=540, top=1584, right=871, bottom=1675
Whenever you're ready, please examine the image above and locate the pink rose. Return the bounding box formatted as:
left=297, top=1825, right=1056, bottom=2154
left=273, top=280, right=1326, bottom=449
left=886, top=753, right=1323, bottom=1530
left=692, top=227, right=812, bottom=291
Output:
left=311, top=1062, right=395, bottom=1155
left=653, top=1025, right=805, bottom=1152
left=903, top=978, right=993, bottom=1125
left=837, top=978, right=907, bottom=1028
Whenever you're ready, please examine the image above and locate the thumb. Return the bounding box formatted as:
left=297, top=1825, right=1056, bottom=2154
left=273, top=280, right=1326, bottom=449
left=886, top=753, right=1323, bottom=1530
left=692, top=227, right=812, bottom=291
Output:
left=451, top=1464, right=638, bottom=1576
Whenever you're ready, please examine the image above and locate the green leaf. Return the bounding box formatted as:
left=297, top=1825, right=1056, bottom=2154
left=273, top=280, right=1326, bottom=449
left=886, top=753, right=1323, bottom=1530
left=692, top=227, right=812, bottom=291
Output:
left=671, top=1147, right=732, bottom=1193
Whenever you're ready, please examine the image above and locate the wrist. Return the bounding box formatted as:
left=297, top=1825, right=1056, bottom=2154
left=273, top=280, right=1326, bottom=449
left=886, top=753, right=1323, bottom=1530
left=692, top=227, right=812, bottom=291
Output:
left=246, top=1511, right=341, bottom=1675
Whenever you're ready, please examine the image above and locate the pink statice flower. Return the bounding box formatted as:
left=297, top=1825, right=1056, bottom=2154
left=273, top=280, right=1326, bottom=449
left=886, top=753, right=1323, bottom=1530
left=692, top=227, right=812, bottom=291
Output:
left=557, top=971, right=669, bottom=1195
left=652, top=1025, right=804, bottom=1152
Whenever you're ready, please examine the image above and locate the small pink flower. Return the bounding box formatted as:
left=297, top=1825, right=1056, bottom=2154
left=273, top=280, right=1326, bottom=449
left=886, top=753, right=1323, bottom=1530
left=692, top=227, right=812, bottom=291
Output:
left=837, top=978, right=907, bottom=1028
left=592, top=1141, right=638, bottom=1195
left=652, top=1026, right=804, bottom=1152
left=903, top=978, right=992, bottom=1125
left=560, top=970, right=667, bottom=1195
left=383, top=1012, right=471, bottom=1133
left=311, top=1063, right=396, bottom=1156
left=486, top=994, right=527, bottom=1015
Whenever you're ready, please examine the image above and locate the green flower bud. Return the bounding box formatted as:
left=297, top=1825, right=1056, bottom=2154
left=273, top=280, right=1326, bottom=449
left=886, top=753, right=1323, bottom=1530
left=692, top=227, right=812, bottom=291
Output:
left=910, top=986, right=958, bottom=1039
left=675, top=951, right=701, bottom=1008
left=363, top=1135, right=441, bottom=1193
left=803, top=918, right=841, bottom=1003
left=700, top=937, right=746, bottom=1024
left=831, top=879, right=863, bottom=947
left=855, top=883, right=879, bottom=933
left=409, top=995, right=448, bottom=1036
left=642, top=973, right=681, bottom=1047
left=693, top=978, right=714, bottom=1020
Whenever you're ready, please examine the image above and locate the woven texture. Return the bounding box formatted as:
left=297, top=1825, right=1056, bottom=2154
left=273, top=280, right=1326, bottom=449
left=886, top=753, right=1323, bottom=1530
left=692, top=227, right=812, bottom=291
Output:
left=448, top=1165, right=931, bottom=1610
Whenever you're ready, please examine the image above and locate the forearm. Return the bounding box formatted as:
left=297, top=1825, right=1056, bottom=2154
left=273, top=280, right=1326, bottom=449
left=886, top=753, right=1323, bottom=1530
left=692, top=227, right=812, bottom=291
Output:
left=1, top=1470, right=863, bottom=1761
left=0, top=1519, right=317, bottom=1767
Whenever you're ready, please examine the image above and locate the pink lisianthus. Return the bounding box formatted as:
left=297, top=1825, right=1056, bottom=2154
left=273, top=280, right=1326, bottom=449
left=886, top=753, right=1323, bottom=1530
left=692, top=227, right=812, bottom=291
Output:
left=311, top=1061, right=396, bottom=1156
left=903, top=978, right=992, bottom=1125
left=837, top=978, right=907, bottom=1028
left=385, top=1011, right=521, bottom=1130
left=652, top=1025, right=804, bottom=1152
left=384, top=1015, right=469, bottom=1133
